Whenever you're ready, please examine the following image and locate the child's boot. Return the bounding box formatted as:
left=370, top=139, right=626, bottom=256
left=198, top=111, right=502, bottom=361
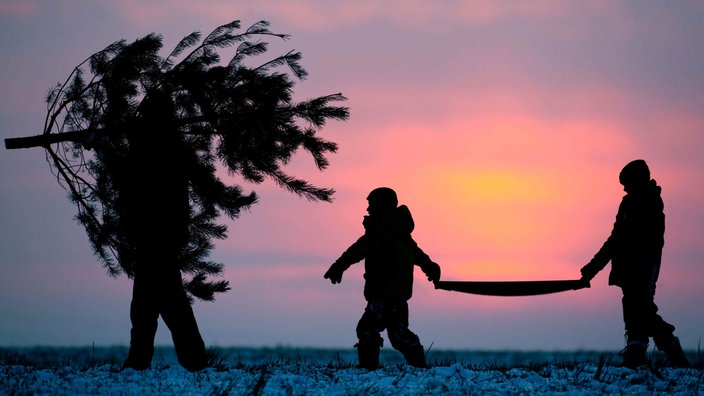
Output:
left=621, top=340, right=648, bottom=369
left=660, top=337, right=690, bottom=368
left=355, top=341, right=380, bottom=370
left=402, top=344, right=428, bottom=368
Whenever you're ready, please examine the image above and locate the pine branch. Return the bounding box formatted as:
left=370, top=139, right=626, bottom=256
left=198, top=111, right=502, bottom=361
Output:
left=204, top=20, right=241, bottom=45
left=9, top=19, right=349, bottom=302
left=163, top=31, right=202, bottom=69
left=269, top=169, right=334, bottom=202
left=254, top=50, right=308, bottom=80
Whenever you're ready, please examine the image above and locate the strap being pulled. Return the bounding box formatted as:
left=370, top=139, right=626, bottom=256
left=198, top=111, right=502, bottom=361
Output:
left=434, top=279, right=589, bottom=296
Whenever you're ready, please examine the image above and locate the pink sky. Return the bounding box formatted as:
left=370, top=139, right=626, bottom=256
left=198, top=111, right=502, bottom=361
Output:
left=1, top=1, right=703, bottom=351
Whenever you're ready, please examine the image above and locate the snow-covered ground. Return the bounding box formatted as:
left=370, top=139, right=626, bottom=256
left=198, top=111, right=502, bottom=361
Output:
left=1, top=346, right=702, bottom=395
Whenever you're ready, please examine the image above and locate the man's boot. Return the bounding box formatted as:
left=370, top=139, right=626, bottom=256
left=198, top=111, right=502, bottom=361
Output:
left=621, top=340, right=648, bottom=369
left=661, top=337, right=690, bottom=368
left=122, top=324, right=156, bottom=371
left=401, top=344, right=427, bottom=368
left=355, top=341, right=380, bottom=370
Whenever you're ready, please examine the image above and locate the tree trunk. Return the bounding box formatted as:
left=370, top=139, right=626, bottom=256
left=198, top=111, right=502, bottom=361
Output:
left=4, top=130, right=95, bottom=150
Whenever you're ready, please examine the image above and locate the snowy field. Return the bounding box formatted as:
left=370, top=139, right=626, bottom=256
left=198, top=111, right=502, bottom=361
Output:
left=1, top=346, right=702, bottom=395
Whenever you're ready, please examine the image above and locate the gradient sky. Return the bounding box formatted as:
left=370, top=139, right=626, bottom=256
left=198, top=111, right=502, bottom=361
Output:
left=1, top=1, right=703, bottom=352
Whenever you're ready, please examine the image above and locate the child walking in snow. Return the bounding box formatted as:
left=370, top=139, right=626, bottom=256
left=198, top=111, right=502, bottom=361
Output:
left=580, top=159, right=689, bottom=369
left=324, top=187, right=441, bottom=370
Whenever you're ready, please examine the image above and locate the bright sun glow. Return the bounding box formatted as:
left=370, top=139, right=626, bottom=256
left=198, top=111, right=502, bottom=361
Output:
left=441, top=170, right=552, bottom=202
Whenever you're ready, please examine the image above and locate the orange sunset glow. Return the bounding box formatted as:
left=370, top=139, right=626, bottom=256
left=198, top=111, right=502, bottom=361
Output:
left=1, top=1, right=703, bottom=352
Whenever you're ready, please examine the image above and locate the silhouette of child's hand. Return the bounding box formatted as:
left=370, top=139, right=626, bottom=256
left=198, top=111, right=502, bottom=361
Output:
left=426, top=262, right=441, bottom=282
left=578, top=276, right=591, bottom=288
left=324, top=267, right=343, bottom=284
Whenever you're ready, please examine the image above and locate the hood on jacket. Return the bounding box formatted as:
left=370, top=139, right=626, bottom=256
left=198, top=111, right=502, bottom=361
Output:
left=625, top=178, right=661, bottom=198
left=363, top=204, right=415, bottom=235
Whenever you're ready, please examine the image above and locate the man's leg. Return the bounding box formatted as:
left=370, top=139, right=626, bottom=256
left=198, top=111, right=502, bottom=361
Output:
left=123, top=274, right=159, bottom=370
left=159, top=268, right=207, bottom=372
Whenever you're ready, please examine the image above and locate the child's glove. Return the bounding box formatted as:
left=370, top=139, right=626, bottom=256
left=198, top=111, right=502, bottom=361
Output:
left=324, top=264, right=344, bottom=284
left=578, top=276, right=591, bottom=288
left=579, top=264, right=597, bottom=283
left=578, top=263, right=597, bottom=288
left=425, top=262, right=441, bottom=282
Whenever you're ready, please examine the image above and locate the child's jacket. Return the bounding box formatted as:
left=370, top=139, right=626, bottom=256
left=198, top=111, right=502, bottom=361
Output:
left=581, top=180, right=665, bottom=288
left=330, top=205, right=440, bottom=301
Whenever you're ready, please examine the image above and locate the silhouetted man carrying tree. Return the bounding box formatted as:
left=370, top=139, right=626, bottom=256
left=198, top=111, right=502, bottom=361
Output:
left=325, top=188, right=441, bottom=370
left=580, top=160, right=689, bottom=369
left=5, top=20, right=348, bottom=371
left=117, top=92, right=207, bottom=370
